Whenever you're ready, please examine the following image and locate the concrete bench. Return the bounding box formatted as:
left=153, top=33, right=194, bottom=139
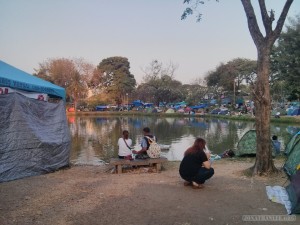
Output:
left=110, top=157, right=168, bottom=174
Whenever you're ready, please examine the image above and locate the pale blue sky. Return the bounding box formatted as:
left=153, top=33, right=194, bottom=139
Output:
left=0, top=0, right=299, bottom=84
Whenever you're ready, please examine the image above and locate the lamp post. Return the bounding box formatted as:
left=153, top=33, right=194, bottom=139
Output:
left=233, top=79, right=236, bottom=109
left=126, top=93, right=128, bottom=111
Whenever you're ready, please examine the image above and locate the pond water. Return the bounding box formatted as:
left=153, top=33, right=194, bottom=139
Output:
left=68, top=115, right=300, bottom=165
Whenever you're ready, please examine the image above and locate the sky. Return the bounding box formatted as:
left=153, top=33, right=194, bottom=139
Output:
left=0, top=0, right=299, bottom=84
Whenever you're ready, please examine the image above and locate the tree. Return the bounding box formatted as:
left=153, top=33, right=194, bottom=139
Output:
left=181, top=80, right=209, bottom=105
left=35, top=58, right=91, bottom=107
left=90, top=57, right=136, bottom=104
left=137, top=60, right=183, bottom=105
left=271, top=15, right=300, bottom=101
left=182, top=0, right=294, bottom=175
left=205, top=58, right=257, bottom=103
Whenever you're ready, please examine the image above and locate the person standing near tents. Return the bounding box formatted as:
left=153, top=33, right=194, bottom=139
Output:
left=179, top=138, right=214, bottom=189
left=272, top=135, right=281, bottom=155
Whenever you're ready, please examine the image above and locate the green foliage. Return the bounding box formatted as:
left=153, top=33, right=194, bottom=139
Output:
left=271, top=15, right=300, bottom=101
left=181, top=0, right=218, bottom=22
left=136, top=60, right=183, bottom=105
left=91, top=57, right=136, bottom=104
left=205, top=58, right=257, bottom=92
left=181, top=80, right=209, bottom=105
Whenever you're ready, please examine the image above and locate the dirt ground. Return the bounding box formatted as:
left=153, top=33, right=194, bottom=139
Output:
left=0, top=159, right=299, bottom=225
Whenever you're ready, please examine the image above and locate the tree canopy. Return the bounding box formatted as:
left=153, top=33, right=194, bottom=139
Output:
left=205, top=58, right=257, bottom=91
left=271, top=15, right=300, bottom=101
left=34, top=58, right=92, bottom=105
left=136, top=60, right=183, bottom=105
left=90, top=57, right=136, bottom=104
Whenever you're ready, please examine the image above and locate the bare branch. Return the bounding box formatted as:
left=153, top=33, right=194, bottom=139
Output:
left=258, top=0, right=272, bottom=35
left=272, top=0, right=294, bottom=43
left=240, top=0, right=264, bottom=48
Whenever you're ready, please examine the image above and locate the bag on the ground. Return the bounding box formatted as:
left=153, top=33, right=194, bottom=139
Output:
left=145, top=137, right=161, bottom=158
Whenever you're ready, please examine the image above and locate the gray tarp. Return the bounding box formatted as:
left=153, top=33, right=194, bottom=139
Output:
left=0, top=93, right=71, bottom=182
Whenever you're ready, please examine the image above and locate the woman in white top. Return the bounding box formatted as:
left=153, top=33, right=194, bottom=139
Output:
left=118, top=130, right=133, bottom=159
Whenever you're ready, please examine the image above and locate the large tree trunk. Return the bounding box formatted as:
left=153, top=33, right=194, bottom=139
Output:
left=251, top=48, right=277, bottom=175
left=240, top=0, right=294, bottom=175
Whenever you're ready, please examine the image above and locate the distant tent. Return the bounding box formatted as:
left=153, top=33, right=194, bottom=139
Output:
left=287, top=108, right=294, bottom=116
left=165, top=108, right=175, bottom=114
left=184, top=107, right=192, bottom=112
left=221, top=97, right=231, bottom=104
left=132, top=100, right=144, bottom=107
left=210, top=99, right=217, bottom=105
left=284, top=131, right=300, bottom=176
left=291, top=108, right=300, bottom=116
left=174, top=101, right=186, bottom=110
left=177, top=108, right=184, bottom=113
left=236, top=97, right=244, bottom=105
left=191, top=104, right=207, bottom=109
left=287, top=105, right=300, bottom=116
left=96, top=105, right=108, bottom=111
left=144, top=103, right=154, bottom=108
left=236, top=130, right=276, bottom=156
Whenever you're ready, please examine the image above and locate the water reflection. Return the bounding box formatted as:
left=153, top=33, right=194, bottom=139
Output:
left=68, top=116, right=300, bottom=164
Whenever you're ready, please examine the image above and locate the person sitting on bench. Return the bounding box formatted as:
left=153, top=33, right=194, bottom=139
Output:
left=118, top=130, right=133, bottom=159
left=132, top=127, right=156, bottom=159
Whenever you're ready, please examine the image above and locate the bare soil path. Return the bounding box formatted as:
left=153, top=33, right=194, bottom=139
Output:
left=0, top=159, right=298, bottom=225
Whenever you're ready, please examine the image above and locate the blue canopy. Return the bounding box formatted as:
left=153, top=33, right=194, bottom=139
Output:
left=0, top=60, right=65, bottom=99
left=191, top=104, right=208, bottom=109
left=96, top=105, right=108, bottom=111
left=132, top=100, right=144, bottom=107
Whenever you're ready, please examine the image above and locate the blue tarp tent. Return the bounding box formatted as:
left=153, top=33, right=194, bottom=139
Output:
left=144, top=103, right=154, bottom=107
left=292, top=108, right=300, bottom=116
left=96, top=105, right=108, bottom=111
left=221, top=97, right=231, bottom=104
left=132, top=100, right=144, bottom=107
left=0, top=60, right=65, bottom=99
left=191, top=104, right=208, bottom=109
left=210, top=99, right=217, bottom=105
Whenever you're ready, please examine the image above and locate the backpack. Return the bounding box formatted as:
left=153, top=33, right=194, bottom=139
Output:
left=145, top=136, right=161, bottom=158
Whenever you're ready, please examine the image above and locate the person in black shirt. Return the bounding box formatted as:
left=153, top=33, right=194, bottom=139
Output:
left=179, top=138, right=214, bottom=189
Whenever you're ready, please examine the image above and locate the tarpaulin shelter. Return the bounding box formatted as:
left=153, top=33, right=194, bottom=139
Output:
left=0, top=60, right=70, bottom=182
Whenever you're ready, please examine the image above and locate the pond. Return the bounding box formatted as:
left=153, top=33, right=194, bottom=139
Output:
left=68, top=115, right=300, bottom=165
